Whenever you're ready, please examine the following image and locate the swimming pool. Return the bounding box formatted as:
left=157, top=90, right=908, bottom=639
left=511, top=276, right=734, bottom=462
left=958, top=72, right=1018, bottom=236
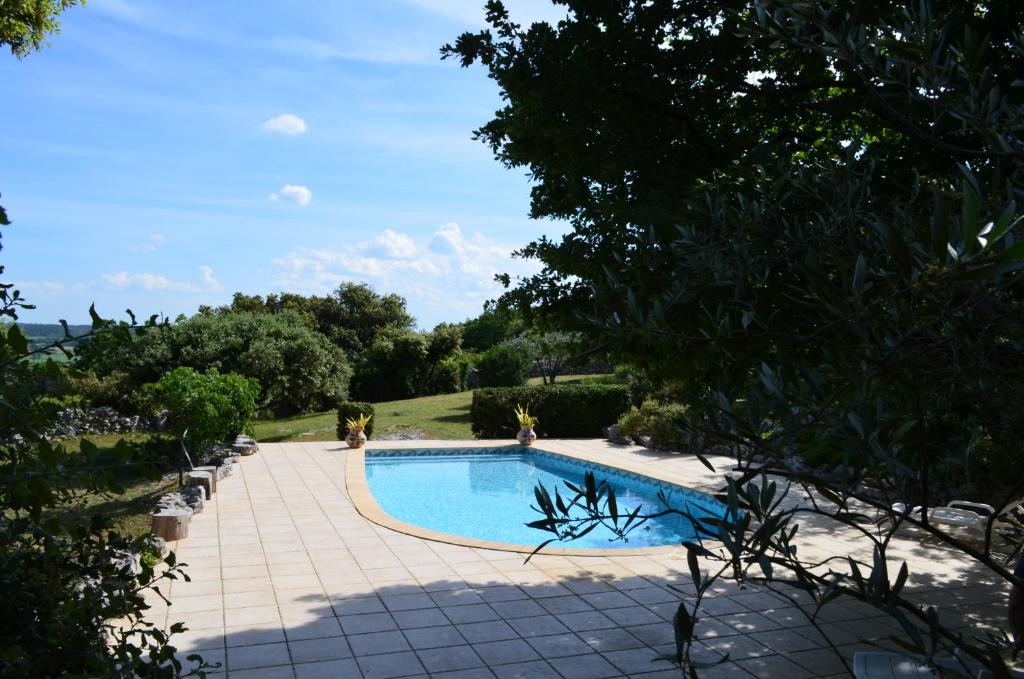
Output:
left=363, top=447, right=728, bottom=549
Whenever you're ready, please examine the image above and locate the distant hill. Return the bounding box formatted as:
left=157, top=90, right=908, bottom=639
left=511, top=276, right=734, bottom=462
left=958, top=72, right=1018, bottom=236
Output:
left=3, top=325, right=94, bottom=364
left=5, top=323, right=93, bottom=354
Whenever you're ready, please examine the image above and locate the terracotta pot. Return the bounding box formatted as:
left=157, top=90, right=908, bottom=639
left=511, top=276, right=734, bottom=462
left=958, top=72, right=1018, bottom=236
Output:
left=345, top=427, right=367, bottom=449
left=517, top=426, right=537, bottom=446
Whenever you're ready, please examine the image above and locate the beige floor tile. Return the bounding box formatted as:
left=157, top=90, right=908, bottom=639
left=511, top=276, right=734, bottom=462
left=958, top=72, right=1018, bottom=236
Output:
left=224, top=605, right=281, bottom=627
left=145, top=441, right=1005, bottom=679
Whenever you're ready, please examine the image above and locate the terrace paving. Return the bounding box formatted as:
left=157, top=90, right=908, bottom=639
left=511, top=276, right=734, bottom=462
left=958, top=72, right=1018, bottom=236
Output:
left=141, top=440, right=1014, bottom=678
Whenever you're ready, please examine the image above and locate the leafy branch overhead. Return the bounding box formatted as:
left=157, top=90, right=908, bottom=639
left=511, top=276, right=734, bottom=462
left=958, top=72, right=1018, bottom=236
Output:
left=449, top=0, right=1024, bottom=676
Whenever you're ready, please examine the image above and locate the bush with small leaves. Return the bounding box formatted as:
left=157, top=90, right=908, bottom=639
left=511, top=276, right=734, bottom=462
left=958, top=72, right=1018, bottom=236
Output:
left=336, top=401, right=376, bottom=440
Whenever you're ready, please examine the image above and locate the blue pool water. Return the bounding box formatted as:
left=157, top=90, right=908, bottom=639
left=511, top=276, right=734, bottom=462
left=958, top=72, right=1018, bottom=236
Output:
left=364, top=448, right=728, bottom=549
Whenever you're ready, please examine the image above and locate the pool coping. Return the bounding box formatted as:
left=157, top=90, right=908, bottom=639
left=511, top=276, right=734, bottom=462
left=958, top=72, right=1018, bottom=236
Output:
left=344, top=441, right=726, bottom=557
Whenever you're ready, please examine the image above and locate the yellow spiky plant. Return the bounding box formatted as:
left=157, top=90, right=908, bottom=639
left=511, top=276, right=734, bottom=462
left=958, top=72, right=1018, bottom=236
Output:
left=514, top=403, right=537, bottom=428
left=346, top=413, right=372, bottom=430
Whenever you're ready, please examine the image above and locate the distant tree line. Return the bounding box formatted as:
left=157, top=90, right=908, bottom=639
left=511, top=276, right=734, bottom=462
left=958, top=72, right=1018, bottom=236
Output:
left=63, top=282, right=608, bottom=416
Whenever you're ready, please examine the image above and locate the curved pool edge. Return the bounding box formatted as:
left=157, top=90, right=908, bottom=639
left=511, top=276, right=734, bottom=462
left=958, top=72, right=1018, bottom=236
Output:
left=344, top=443, right=707, bottom=557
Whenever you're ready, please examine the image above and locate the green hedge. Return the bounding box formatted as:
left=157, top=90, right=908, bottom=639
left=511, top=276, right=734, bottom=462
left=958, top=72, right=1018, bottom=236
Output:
left=336, top=401, right=376, bottom=440
left=471, top=384, right=632, bottom=439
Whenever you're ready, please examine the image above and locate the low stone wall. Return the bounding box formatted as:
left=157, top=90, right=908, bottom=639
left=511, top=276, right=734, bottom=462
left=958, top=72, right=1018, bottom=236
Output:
left=149, top=436, right=258, bottom=541
left=47, top=406, right=168, bottom=439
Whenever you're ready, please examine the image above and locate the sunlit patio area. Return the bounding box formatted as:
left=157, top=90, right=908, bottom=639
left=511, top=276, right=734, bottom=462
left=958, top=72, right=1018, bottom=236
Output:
left=146, top=441, right=1009, bottom=678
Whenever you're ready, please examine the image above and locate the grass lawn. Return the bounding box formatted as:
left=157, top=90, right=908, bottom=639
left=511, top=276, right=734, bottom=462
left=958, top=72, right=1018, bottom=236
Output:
left=53, top=433, right=179, bottom=537
left=251, top=374, right=610, bottom=443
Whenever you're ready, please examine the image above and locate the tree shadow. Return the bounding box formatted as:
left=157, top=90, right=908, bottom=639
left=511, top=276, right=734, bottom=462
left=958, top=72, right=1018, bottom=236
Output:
left=159, top=539, right=1021, bottom=678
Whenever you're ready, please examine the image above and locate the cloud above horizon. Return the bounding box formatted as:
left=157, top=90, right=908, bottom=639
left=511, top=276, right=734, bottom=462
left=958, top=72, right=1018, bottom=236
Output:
left=269, top=184, right=313, bottom=206
left=262, top=113, right=308, bottom=136
left=101, top=266, right=221, bottom=293
left=271, top=223, right=536, bottom=324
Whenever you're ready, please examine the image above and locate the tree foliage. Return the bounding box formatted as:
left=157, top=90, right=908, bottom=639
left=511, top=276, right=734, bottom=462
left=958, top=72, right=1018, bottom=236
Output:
left=451, top=0, right=1024, bottom=673
left=475, top=342, right=530, bottom=388
left=208, top=283, right=415, bottom=359
left=76, top=311, right=350, bottom=416
left=0, top=0, right=82, bottom=58
left=0, top=286, right=211, bottom=676
left=350, top=324, right=466, bottom=402
left=460, top=306, right=523, bottom=352
left=448, top=0, right=1024, bottom=496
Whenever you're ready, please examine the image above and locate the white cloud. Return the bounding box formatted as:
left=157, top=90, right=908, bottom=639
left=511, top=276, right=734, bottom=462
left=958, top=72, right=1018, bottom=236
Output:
left=130, top=233, right=167, bottom=254
left=374, top=229, right=417, bottom=259
left=198, top=265, right=220, bottom=291
left=262, top=113, right=308, bottom=136
left=101, top=266, right=220, bottom=293
left=271, top=224, right=536, bottom=323
left=269, top=184, right=312, bottom=206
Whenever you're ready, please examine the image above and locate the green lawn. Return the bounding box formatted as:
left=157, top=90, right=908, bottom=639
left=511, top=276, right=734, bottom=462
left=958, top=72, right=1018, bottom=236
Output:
left=251, top=374, right=609, bottom=443
left=51, top=433, right=179, bottom=537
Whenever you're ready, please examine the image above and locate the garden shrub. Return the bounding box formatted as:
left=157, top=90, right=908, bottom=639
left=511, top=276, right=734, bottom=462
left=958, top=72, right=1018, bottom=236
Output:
left=475, top=343, right=530, bottom=388
left=351, top=331, right=429, bottom=402
left=153, top=367, right=260, bottom=446
left=471, top=383, right=631, bottom=438
left=427, top=353, right=475, bottom=394
left=350, top=326, right=467, bottom=401
left=336, top=401, right=376, bottom=440
left=616, top=399, right=702, bottom=451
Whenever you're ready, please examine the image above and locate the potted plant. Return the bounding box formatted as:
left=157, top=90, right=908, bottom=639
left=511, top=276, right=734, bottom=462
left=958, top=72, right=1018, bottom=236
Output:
left=345, top=413, right=372, bottom=449
left=514, top=404, right=537, bottom=446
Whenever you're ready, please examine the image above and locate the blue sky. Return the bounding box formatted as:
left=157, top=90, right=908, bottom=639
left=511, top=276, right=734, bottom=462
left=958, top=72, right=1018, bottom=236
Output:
left=2, top=0, right=569, bottom=328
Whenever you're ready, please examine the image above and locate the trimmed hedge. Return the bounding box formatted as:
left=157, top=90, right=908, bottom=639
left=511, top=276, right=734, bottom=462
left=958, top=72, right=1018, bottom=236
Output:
left=336, top=401, right=376, bottom=440
left=471, top=384, right=632, bottom=439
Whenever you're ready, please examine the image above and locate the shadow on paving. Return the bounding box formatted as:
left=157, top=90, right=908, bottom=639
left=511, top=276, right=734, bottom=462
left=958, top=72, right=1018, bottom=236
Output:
left=161, top=554, right=1016, bottom=679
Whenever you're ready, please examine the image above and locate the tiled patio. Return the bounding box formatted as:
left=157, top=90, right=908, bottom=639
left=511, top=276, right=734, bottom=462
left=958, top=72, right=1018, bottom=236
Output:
left=145, top=440, right=1012, bottom=678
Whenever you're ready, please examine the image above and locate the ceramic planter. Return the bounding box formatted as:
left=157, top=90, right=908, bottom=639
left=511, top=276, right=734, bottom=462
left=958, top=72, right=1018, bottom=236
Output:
left=346, top=427, right=367, bottom=449
left=517, top=426, right=537, bottom=446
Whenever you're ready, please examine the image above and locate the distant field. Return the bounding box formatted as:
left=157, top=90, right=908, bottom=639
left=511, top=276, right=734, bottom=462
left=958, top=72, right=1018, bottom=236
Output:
left=251, top=374, right=610, bottom=443
left=6, top=321, right=90, bottom=362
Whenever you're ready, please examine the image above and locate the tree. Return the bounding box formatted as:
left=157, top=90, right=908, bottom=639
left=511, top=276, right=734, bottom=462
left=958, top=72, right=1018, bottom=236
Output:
left=525, top=331, right=584, bottom=384
left=476, top=342, right=530, bottom=388
left=77, top=311, right=351, bottom=415
left=444, top=0, right=1024, bottom=328
left=209, top=284, right=415, bottom=359
left=1, top=0, right=82, bottom=58
left=450, top=1, right=1024, bottom=674
left=460, top=306, right=523, bottom=352
left=350, top=324, right=466, bottom=402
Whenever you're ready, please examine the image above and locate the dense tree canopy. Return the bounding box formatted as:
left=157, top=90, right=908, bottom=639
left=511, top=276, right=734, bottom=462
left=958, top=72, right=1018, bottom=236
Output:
left=460, top=306, right=523, bottom=352
left=76, top=311, right=351, bottom=415
left=451, top=3, right=1024, bottom=672
left=208, top=283, right=415, bottom=359
left=448, top=0, right=1024, bottom=494
left=446, top=0, right=1024, bottom=327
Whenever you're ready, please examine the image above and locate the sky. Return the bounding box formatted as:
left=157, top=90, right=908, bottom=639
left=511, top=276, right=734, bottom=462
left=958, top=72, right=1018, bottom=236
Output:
left=1, top=0, right=571, bottom=329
